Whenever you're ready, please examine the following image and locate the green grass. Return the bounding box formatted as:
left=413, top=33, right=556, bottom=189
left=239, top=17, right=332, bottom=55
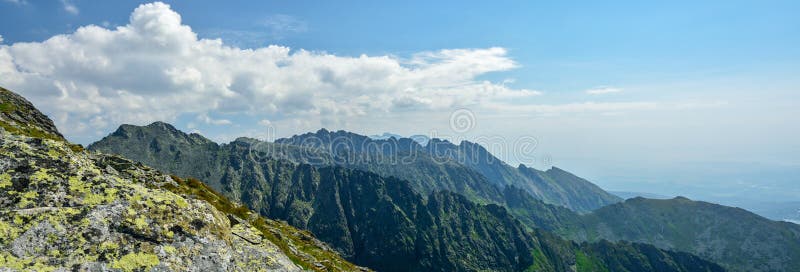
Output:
left=575, top=251, right=609, bottom=272
left=0, top=102, right=17, bottom=113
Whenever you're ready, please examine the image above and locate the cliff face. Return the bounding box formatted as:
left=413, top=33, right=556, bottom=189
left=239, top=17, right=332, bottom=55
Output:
left=0, top=87, right=363, bottom=271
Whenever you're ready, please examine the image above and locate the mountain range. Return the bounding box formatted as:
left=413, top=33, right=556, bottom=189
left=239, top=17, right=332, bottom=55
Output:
left=275, top=129, right=622, bottom=212
left=87, top=118, right=800, bottom=271
left=84, top=118, right=721, bottom=271
left=7, top=83, right=799, bottom=271
left=0, top=85, right=734, bottom=271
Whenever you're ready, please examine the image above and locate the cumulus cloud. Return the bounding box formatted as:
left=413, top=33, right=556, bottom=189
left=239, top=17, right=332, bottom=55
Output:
left=586, top=87, right=622, bottom=95
left=0, top=35, right=3, bottom=44
left=0, top=2, right=541, bottom=140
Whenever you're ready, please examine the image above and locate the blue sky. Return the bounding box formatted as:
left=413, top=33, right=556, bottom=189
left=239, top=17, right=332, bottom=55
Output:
left=1, top=0, right=799, bottom=203
left=3, top=0, right=798, bottom=91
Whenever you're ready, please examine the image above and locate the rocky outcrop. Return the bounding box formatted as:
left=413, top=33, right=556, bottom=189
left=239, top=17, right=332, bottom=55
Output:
left=0, top=87, right=364, bottom=271
left=0, top=86, right=63, bottom=142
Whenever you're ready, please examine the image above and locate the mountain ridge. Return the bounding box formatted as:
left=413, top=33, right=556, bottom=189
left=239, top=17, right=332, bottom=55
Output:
left=277, top=128, right=622, bottom=212
left=88, top=120, right=726, bottom=271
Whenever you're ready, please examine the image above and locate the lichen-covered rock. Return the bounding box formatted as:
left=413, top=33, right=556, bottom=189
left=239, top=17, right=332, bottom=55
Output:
left=0, top=87, right=63, bottom=142
left=0, top=126, right=304, bottom=271
left=0, top=87, right=365, bottom=271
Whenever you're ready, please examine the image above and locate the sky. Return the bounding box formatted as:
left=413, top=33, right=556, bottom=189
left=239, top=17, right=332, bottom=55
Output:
left=1, top=1, right=799, bottom=204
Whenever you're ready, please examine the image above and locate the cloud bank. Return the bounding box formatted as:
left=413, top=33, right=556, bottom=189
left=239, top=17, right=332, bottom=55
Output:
left=0, top=2, right=542, bottom=140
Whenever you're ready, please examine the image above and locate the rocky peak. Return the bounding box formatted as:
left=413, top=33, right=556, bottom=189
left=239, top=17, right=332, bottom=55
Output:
left=0, top=86, right=64, bottom=141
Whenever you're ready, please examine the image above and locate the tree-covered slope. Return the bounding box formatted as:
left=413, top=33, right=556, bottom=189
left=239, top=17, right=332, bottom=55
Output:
left=0, top=86, right=363, bottom=271
left=564, top=197, right=800, bottom=271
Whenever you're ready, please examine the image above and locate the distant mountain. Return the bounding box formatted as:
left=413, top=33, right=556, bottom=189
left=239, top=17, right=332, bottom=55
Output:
left=0, top=87, right=362, bottom=271
left=368, top=132, right=430, bottom=146
left=563, top=197, right=800, bottom=271
left=368, top=132, right=403, bottom=141
left=611, top=190, right=673, bottom=200
left=89, top=122, right=724, bottom=271
left=278, top=129, right=621, bottom=212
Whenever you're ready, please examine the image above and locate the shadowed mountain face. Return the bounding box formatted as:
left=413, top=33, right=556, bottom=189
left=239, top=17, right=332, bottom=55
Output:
left=423, top=138, right=622, bottom=212
left=88, top=124, right=539, bottom=271
left=88, top=121, right=725, bottom=271
left=276, top=129, right=621, bottom=212
left=563, top=197, right=800, bottom=272
left=89, top=126, right=620, bottom=213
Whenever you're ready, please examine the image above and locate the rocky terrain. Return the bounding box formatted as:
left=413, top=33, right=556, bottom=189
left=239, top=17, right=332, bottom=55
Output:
left=0, top=86, right=363, bottom=271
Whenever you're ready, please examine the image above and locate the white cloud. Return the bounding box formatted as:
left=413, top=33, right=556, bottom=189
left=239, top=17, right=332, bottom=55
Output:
left=258, top=119, right=272, bottom=126
left=61, top=0, right=78, bottom=14
left=197, top=114, right=232, bottom=125
left=586, top=87, right=622, bottom=95
left=0, top=35, right=3, bottom=44
left=0, top=2, right=535, bottom=140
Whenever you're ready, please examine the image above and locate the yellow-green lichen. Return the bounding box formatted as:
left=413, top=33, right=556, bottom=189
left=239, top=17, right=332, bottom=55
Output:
left=0, top=252, right=29, bottom=270
left=30, top=168, right=54, bottom=185
left=133, top=216, right=148, bottom=230
left=110, top=252, right=160, bottom=272
left=46, top=148, right=61, bottom=159
left=28, top=261, right=58, bottom=272
left=18, top=191, right=39, bottom=208
left=162, top=245, right=176, bottom=254
left=99, top=241, right=119, bottom=251
left=0, top=172, right=11, bottom=188
left=0, top=220, right=21, bottom=243
left=68, top=175, right=89, bottom=193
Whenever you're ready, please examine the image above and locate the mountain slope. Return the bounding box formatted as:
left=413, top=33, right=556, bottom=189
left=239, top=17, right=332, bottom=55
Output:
left=90, top=127, right=506, bottom=205
left=92, top=130, right=546, bottom=271
left=565, top=197, right=800, bottom=271
left=277, top=130, right=621, bottom=212
left=89, top=121, right=725, bottom=271
left=424, top=138, right=622, bottom=212
left=0, top=87, right=362, bottom=271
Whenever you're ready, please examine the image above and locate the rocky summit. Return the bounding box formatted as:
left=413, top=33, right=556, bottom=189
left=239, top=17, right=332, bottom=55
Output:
left=0, top=87, right=364, bottom=271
